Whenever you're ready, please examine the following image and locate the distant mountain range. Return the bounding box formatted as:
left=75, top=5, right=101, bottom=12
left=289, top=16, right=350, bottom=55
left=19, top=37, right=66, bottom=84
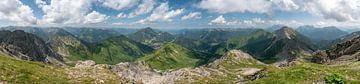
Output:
left=128, top=27, right=175, bottom=48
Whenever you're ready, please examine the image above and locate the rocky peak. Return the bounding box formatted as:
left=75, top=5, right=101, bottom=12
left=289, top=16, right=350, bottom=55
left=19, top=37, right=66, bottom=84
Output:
left=274, top=26, right=297, bottom=40
left=0, top=30, right=64, bottom=65
left=138, top=27, right=157, bottom=34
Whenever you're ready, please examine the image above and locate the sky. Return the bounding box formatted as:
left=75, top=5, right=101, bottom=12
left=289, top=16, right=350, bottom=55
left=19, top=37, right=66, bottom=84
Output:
left=0, top=0, right=360, bottom=29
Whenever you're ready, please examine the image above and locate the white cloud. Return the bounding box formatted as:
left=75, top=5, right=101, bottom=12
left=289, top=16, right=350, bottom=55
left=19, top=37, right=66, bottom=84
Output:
left=137, top=3, right=184, bottom=24
left=116, top=13, right=127, bottom=18
left=38, top=0, right=110, bottom=24
left=128, top=0, right=156, bottom=18
left=84, top=11, right=109, bottom=24
left=272, top=0, right=299, bottom=11
left=198, top=0, right=360, bottom=22
left=181, top=12, right=201, bottom=20
left=294, top=0, right=360, bottom=22
left=100, top=0, right=139, bottom=10
left=209, top=15, right=303, bottom=28
left=35, top=0, right=46, bottom=8
left=275, top=0, right=360, bottom=22
left=209, top=15, right=227, bottom=25
left=198, top=0, right=272, bottom=14
left=0, top=0, right=37, bottom=25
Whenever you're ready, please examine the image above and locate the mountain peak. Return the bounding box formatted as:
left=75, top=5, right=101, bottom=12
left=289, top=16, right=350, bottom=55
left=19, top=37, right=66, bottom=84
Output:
left=274, top=26, right=297, bottom=39
left=141, top=27, right=156, bottom=32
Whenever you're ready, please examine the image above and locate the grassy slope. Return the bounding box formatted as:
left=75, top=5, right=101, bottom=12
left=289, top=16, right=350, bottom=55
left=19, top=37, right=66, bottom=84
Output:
left=213, top=30, right=273, bottom=56
left=0, top=53, right=69, bottom=84
left=247, top=62, right=360, bottom=84
left=66, top=36, right=153, bottom=65
left=218, top=52, right=265, bottom=70
left=0, top=52, right=120, bottom=84
left=142, top=43, right=199, bottom=71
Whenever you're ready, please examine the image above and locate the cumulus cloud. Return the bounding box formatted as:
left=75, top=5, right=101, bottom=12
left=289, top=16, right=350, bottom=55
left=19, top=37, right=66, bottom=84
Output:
left=198, top=0, right=272, bottom=14
left=128, top=0, right=156, bottom=18
left=137, top=3, right=184, bottom=24
left=0, top=0, right=37, bottom=25
left=272, top=0, right=299, bottom=11
left=209, top=15, right=303, bottom=28
left=209, top=15, right=227, bottom=25
left=37, top=0, right=109, bottom=24
left=84, top=11, right=109, bottom=24
left=293, top=0, right=360, bottom=22
left=181, top=12, right=201, bottom=20
left=198, top=0, right=360, bottom=22
left=100, top=0, right=139, bottom=10
left=35, top=0, right=46, bottom=8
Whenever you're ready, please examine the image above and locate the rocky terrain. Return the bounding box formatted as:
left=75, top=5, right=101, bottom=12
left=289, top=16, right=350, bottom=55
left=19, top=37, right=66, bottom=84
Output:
left=109, top=50, right=267, bottom=84
left=313, top=36, right=360, bottom=64
left=0, top=30, right=64, bottom=65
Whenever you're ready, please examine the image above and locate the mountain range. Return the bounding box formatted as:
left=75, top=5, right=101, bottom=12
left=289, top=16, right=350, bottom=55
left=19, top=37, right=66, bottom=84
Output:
left=0, top=26, right=360, bottom=83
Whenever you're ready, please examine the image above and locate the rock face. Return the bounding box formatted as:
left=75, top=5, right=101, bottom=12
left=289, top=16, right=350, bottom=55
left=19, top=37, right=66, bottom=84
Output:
left=47, top=28, right=86, bottom=57
left=0, top=30, right=64, bottom=65
left=312, top=36, right=360, bottom=64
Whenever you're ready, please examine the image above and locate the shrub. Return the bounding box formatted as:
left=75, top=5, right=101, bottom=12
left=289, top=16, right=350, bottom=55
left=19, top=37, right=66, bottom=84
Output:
left=325, top=73, right=346, bottom=84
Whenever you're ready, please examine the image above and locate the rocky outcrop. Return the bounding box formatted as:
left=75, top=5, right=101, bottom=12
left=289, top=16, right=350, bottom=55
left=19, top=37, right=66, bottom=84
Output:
left=66, top=60, right=121, bottom=84
left=312, top=36, right=360, bottom=64
left=109, top=50, right=266, bottom=84
left=0, top=30, right=64, bottom=65
left=110, top=61, right=162, bottom=84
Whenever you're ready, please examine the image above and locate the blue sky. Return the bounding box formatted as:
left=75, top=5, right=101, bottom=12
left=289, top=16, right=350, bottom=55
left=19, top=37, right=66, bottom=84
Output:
left=0, top=0, right=359, bottom=29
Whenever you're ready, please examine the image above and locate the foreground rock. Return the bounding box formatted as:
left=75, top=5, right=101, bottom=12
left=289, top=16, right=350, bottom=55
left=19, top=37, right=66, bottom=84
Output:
left=312, top=36, right=360, bottom=64
left=109, top=50, right=267, bottom=84
left=66, top=60, right=121, bottom=84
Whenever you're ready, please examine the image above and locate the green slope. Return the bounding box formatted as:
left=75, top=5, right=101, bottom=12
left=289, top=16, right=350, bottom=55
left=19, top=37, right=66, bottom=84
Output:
left=142, top=43, right=200, bottom=71
left=247, top=62, right=360, bottom=84
left=56, top=35, right=154, bottom=65
left=127, top=27, right=175, bottom=48
left=0, top=52, right=68, bottom=84
left=89, top=35, right=154, bottom=64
